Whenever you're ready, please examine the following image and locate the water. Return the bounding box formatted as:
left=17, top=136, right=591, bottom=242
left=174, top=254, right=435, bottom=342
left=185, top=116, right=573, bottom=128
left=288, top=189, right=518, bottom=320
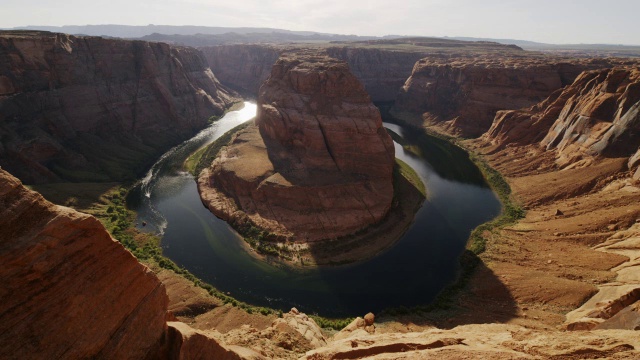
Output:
left=129, top=101, right=501, bottom=317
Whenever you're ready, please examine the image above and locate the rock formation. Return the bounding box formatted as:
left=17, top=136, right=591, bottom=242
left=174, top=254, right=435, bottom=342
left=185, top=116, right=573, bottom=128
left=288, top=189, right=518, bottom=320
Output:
left=463, top=62, right=640, bottom=346
left=484, top=67, right=640, bottom=171
left=0, top=30, right=238, bottom=183
left=201, top=44, right=426, bottom=102
left=304, top=323, right=640, bottom=359
left=0, top=168, right=168, bottom=358
left=393, top=56, right=616, bottom=137
left=201, top=41, right=521, bottom=103
left=0, top=168, right=264, bottom=359
left=324, top=47, right=428, bottom=102
left=199, top=50, right=395, bottom=241
left=201, top=44, right=282, bottom=95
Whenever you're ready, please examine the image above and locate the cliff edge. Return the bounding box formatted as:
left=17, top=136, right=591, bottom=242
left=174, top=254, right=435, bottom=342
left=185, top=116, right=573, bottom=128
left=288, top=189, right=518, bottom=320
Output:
left=0, top=31, right=238, bottom=183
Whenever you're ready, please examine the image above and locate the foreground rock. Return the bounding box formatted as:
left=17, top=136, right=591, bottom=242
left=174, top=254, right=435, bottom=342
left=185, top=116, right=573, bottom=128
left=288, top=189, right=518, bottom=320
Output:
left=199, top=50, right=395, bottom=241
left=305, top=323, right=640, bottom=359
left=0, top=168, right=167, bottom=358
left=0, top=168, right=258, bottom=359
left=0, top=30, right=237, bottom=183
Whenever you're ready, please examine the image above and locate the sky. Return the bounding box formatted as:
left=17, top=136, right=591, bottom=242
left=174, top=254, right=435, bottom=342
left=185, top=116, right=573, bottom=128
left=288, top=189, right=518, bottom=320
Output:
left=2, top=0, right=639, bottom=45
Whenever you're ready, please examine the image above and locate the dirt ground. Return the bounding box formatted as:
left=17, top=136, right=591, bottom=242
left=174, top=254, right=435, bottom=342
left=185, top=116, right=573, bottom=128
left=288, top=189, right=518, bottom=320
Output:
left=414, top=142, right=640, bottom=330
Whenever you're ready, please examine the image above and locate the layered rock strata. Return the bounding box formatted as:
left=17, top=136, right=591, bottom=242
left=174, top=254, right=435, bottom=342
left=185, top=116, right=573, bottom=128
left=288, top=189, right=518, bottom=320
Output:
left=393, top=56, right=615, bottom=137
left=201, top=44, right=281, bottom=95
left=201, top=42, right=519, bottom=104
left=201, top=44, right=426, bottom=102
left=484, top=67, right=640, bottom=170
left=0, top=30, right=237, bottom=183
left=0, top=168, right=168, bottom=358
left=0, top=168, right=262, bottom=359
left=199, top=50, right=395, bottom=241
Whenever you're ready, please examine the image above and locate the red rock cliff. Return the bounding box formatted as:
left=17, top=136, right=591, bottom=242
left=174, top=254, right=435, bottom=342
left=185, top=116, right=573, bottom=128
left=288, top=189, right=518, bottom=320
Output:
left=0, top=31, right=238, bottom=183
left=201, top=44, right=425, bottom=102
left=0, top=168, right=261, bottom=359
left=0, top=168, right=169, bottom=358
left=483, top=66, right=640, bottom=174
left=198, top=50, right=395, bottom=242
left=393, top=56, right=612, bottom=137
left=201, top=44, right=281, bottom=96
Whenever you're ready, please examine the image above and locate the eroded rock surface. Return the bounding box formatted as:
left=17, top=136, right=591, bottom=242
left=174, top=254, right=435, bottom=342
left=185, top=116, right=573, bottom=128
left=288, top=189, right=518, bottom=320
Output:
left=0, top=168, right=262, bottom=359
left=201, top=42, right=520, bottom=103
left=484, top=66, right=640, bottom=171
left=0, top=168, right=168, bottom=359
left=305, top=324, right=640, bottom=359
left=0, top=30, right=237, bottom=183
left=199, top=50, right=395, bottom=241
left=393, top=56, right=616, bottom=137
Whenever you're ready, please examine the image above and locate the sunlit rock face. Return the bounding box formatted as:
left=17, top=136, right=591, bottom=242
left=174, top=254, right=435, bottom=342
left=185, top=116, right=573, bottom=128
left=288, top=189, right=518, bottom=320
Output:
left=0, top=169, right=168, bottom=359
left=484, top=67, right=640, bottom=170
left=199, top=50, right=395, bottom=242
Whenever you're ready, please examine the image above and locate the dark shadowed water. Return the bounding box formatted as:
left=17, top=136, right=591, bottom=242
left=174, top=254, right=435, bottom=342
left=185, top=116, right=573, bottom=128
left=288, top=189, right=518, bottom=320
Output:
left=129, top=102, right=501, bottom=317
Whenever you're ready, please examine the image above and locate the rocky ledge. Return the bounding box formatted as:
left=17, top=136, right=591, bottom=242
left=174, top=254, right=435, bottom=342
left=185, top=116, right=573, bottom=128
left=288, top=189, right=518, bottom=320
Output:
left=198, top=50, right=395, bottom=242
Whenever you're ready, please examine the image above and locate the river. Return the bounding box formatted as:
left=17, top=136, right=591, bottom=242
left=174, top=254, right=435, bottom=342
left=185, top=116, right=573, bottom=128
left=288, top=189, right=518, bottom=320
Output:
left=128, top=101, right=501, bottom=317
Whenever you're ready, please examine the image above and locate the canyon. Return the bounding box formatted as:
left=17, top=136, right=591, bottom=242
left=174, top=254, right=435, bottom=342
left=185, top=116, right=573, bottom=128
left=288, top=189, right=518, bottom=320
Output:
left=2, top=29, right=640, bottom=359
left=201, top=38, right=521, bottom=103
left=0, top=31, right=238, bottom=184
left=198, top=50, right=396, bottom=243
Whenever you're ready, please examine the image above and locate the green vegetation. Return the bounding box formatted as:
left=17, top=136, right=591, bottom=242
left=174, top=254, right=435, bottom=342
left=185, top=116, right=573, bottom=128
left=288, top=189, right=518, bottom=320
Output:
left=466, top=153, right=525, bottom=254
left=186, top=120, right=253, bottom=176
left=184, top=145, right=209, bottom=175
left=90, top=184, right=280, bottom=317
left=395, top=158, right=426, bottom=197
left=310, top=316, right=355, bottom=331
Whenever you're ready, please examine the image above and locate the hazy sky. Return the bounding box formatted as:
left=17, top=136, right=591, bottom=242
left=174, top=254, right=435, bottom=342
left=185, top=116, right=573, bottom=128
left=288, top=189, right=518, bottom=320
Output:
left=3, top=0, right=639, bottom=45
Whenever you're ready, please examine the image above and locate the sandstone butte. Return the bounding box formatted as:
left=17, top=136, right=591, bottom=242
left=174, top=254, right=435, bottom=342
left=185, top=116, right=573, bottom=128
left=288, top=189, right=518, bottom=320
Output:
left=198, top=50, right=396, bottom=242
left=201, top=38, right=523, bottom=103
left=0, top=31, right=237, bottom=184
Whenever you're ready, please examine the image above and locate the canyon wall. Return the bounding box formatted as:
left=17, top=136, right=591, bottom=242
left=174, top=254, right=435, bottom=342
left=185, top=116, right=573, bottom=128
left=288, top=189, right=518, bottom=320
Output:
left=0, top=31, right=238, bottom=184
left=393, top=56, right=614, bottom=137
left=199, top=50, right=396, bottom=241
left=484, top=66, right=640, bottom=174
left=0, top=168, right=168, bottom=358
left=325, top=47, right=427, bottom=102
left=201, top=44, right=426, bottom=102
left=201, top=44, right=281, bottom=96
left=0, top=168, right=261, bottom=359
